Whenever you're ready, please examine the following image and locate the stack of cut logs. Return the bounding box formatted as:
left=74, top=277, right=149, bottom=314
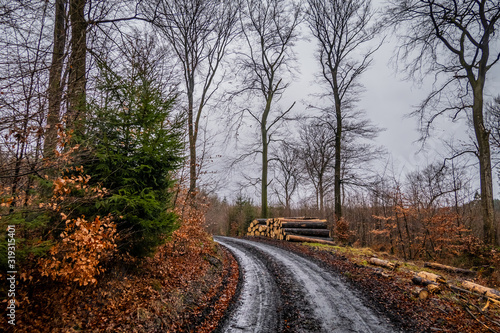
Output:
left=247, top=217, right=335, bottom=245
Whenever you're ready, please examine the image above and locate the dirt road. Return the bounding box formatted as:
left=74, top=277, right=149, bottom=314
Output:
left=215, top=236, right=400, bottom=333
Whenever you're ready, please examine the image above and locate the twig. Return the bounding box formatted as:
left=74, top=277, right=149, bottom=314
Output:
left=462, top=302, right=499, bottom=333
left=469, top=302, right=500, bottom=328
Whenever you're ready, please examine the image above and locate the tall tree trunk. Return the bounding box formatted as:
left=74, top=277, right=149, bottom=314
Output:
left=261, top=124, right=268, bottom=218
left=260, top=92, right=273, bottom=218
left=12, top=2, right=49, bottom=208
left=10, top=134, right=26, bottom=210
left=44, top=0, right=66, bottom=157
left=319, top=177, right=324, bottom=218
left=285, top=184, right=291, bottom=217
left=187, top=81, right=197, bottom=194
left=67, top=0, right=87, bottom=134
left=334, top=86, right=342, bottom=221
left=472, top=80, right=496, bottom=245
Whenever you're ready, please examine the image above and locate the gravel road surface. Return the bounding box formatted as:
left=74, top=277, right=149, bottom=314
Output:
left=215, top=236, right=400, bottom=333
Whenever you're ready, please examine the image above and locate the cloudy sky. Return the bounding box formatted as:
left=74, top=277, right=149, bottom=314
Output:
left=205, top=2, right=500, bottom=202
left=287, top=33, right=499, bottom=167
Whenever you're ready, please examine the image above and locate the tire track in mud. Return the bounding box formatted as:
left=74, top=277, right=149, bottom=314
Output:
left=215, top=238, right=279, bottom=332
left=216, top=236, right=399, bottom=333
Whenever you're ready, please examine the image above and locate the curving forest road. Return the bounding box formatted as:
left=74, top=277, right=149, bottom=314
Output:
left=215, top=236, right=401, bottom=333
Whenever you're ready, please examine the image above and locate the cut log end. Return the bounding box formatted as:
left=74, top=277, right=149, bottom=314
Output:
left=413, top=287, right=429, bottom=300
left=419, top=289, right=429, bottom=300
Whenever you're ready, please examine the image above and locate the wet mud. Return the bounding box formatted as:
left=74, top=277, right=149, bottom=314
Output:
left=215, top=237, right=400, bottom=333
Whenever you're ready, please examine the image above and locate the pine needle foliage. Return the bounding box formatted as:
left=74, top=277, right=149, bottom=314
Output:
left=81, top=52, right=184, bottom=257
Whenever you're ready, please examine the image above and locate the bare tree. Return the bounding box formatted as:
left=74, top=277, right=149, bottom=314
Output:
left=271, top=141, right=301, bottom=216
left=148, top=0, right=240, bottom=195
left=406, top=163, right=462, bottom=210
left=297, top=121, right=336, bottom=217
left=488, top=96, right=500, bottom=153
left=386, top=0, right=500, bottom=245
left=61, top=0, right=163, bottom=138
left=0, top=1, right=52, bottom=207
left=305, top=0, right=382, bottom=221
left=237, top=0, right=301, bottom=217
left=335, top=119, right=384, bottom=201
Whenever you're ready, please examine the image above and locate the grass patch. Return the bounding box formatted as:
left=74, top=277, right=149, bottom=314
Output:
left=401, top=262, right=422, bottom=272
left=302, top=242, right=375, bottom=257
left=302, top=242, right=336, bottom=249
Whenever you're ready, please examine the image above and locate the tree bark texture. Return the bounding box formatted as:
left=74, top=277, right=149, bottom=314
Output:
left=472, top=82, right=496, bottom=244
left=334, top=86, right=342, bottom=221
left=280, top=221, right=327, bottom=229
left=67, top=0, right=87, bottom=134
left=261, top=97, right=271, bottom=218
left=45, top=0, right=67, bottom=157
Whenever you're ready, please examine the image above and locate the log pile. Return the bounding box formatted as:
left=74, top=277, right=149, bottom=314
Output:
left=247, top=217, right=335, bottom=244
left=246, top=219, right=268, bottom=237
left=412, top=273, right=443, bottom=300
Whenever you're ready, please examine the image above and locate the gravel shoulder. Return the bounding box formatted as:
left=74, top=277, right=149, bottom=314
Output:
left=215, top=236, right=399, bottom=333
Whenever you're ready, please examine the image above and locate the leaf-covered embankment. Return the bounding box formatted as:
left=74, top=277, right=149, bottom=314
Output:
left=0, top=205, right=240, bottom=333
left=247, top=236, right=500, bottom=333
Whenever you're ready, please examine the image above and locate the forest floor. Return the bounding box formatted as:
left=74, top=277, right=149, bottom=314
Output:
left=233, top=236, right=500, bottom=333
left=1, top=237, right=240, bottom=332
left=4, top=235, right=500, bottom=332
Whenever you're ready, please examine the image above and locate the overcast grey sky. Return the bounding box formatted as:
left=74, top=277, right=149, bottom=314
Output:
left=287, top=33, right=499, bottom=169
left=204, top=1, right=500, bottom=202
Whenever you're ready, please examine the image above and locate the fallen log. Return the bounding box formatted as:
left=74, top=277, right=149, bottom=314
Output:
left=417, top=271, right=446, bottom=284
left=283, top=228, right=330, bottom=237
left=368, top=258, right=397, bottom=270
left=448, top=285, right=500, bottom=308
left=286, top=234, right=336, bottom=245
left=461, top=281, right=500, bottom=300
left=412, top=276, right=438, bottom=287
left=423, top=262, right=476, bottom=276
left=280, top=222, right=327, bottom=229
left=414, top=287, right=429, bottom=300
left=413, top=283, right=441, bottom=301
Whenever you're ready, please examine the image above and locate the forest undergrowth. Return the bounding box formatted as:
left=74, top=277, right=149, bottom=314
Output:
left=0, top=188, right=239, bottom=332
left=249, top=236, right=500, bottom=333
